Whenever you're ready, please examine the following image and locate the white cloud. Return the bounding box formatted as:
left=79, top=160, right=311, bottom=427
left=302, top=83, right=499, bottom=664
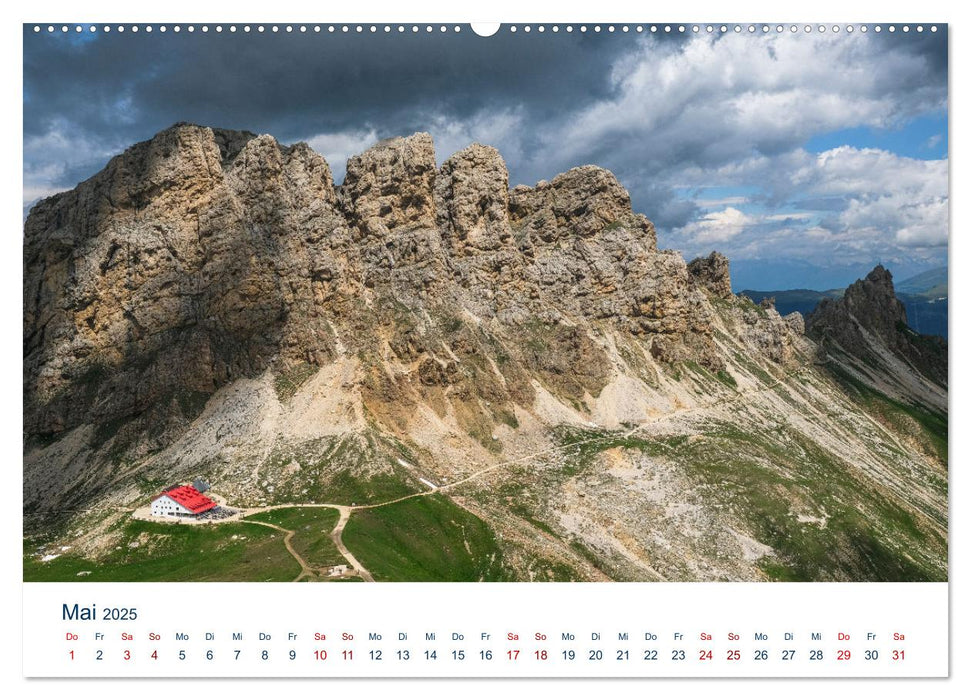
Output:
left=534, top=32, right=945, bottom=180
left=679, top=206, right=754, bottom=244
left=304, top=129, right=380, bottom=184
left=801, top=146, right=948, bottom=250
left=670, top=145, right=948, bottom=266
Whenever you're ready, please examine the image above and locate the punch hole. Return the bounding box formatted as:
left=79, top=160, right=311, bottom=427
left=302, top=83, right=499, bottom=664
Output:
left=470, top=23, right=500, bottom=37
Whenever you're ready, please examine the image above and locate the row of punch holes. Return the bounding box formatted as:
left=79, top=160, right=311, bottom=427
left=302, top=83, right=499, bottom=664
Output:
left=33, top=24, right=940, bottom=35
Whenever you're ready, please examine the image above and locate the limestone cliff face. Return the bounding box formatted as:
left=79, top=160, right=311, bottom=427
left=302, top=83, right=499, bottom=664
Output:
left=24, top=124, right=359, bottom=442
left=23, top=123, right=792, bottom=445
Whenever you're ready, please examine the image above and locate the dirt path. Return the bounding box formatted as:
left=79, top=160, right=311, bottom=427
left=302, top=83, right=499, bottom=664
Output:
left=245, top=504, right=375, bottom=582
left=247, top=521, right=315, bottom=582
left=330, top=506, right=375, bottom=582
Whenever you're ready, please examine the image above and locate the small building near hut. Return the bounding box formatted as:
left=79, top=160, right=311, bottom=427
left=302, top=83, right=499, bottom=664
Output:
left=151, top=484, right=217, bottom=518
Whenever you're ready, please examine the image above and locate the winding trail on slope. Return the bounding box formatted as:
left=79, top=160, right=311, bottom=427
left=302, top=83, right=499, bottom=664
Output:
left=358, top=366, right=813, bottom=511
left=128, top=364, right=921, bottom=582
left=329, top=506, right=375, bottom=581
left=245, top=520, right=315, bottom=582
left=244, top=504, right=375, bottom=582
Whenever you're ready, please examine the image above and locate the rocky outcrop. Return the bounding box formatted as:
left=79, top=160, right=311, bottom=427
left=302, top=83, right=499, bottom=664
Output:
left=339, top=133, right=437, bottom=239
left=436, top=143, right=511, bottom=255
left=688, top=251, right=733, bottom=299
left=784, top=311, right=805, bottom=335
left=806, top=265, right=947, bottom=386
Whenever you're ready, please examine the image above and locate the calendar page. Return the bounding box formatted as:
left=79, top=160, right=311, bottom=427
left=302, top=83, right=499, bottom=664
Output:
left=20, top=12, right=951, bottom=684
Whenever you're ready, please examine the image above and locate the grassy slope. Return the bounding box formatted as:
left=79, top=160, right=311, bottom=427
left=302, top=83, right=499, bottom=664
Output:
left=244, top=507, right=344, bottom=569
left=827, top=363, right=947, bottom=463
left=24, top=520, right=300, bottom=582
left=343, top=494, right=509, bottom=581
left=678, top=421, right=944, bottom=582
left=259, top=434, right=422, bottom=506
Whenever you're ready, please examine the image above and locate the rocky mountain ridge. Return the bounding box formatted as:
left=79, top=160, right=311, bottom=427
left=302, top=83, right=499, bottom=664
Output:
left=23, top=124, right=947, bottom=583
left=24, top=123, right=759, bottom=444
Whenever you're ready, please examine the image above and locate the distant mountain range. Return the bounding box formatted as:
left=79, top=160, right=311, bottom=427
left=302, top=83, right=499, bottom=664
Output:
left=742, top=267, right=947, bottom=338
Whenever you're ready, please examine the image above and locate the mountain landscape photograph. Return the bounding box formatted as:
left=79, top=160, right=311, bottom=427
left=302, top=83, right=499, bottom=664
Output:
left=23, top=24, right=948, bottom=582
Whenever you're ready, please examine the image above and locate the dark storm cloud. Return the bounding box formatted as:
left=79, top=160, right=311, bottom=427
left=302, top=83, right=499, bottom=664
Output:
left=23, top=25, right=948, bottom=288
left=23, top=27, right=709, bottom=204
left=24, top=27, right=643, bottom=148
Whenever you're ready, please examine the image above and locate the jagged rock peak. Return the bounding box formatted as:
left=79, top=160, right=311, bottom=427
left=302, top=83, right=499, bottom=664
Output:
left=808, top=264, right=906, bottom=341
left=339, top=132, right=438, bottom=239
left=436, top=143, right=510, bottom=253
left=806, top=264, right=946, bottom=387
left=508, top=164, right=657, bottom=247
left=687, top=251, right=733, bottom=299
